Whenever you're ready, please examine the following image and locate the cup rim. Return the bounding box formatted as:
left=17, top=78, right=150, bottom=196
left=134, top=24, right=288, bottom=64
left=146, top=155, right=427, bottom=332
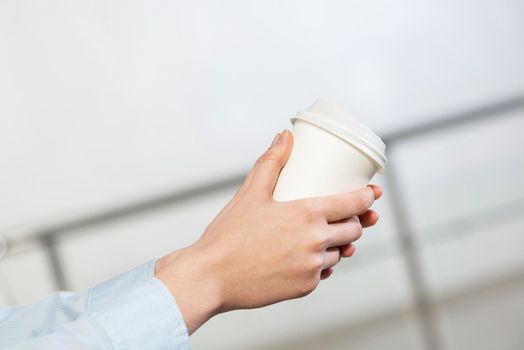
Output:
left=291, top=108, right=387, bottom=173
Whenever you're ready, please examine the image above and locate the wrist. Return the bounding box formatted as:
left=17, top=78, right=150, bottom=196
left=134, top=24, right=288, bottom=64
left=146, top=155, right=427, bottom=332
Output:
left=155, top=245, right=223, bottom=334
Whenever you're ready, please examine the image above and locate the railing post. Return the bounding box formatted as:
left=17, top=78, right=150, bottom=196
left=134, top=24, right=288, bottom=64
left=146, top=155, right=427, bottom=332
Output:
left=385, top=142, right=442, bottom=350
left=40, top=233, right=68, bottom=291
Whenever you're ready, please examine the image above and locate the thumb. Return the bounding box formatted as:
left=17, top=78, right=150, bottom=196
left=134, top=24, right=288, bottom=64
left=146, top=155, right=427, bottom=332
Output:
left=248, top=129, right=293, bottom=199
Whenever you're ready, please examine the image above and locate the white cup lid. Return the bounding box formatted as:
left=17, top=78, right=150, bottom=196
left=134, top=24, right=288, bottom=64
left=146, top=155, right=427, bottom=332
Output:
left=291, top=98, right=387, bottom=173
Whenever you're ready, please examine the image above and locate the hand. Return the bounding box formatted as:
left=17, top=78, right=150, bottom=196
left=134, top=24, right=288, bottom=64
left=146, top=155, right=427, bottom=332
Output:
left=155, top=130, right=382, bottom=334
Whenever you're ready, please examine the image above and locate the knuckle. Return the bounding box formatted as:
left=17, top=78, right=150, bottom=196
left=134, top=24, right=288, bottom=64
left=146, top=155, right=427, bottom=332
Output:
left=308, top=254, right=324, bottom=271
left=306, top=209, right=323, bottom=224
left=299, top=276, right=320, bottom=297
left=310, top=230, right=328, bottom=250
left=354, top=225, right=363, bottom=240
left=299, top=198, right=314, bottom=210
left=348, top=216, right=360, bottom=224
left=302, top=204, right=324, bottom=224
left=257, top=152, right=283, bottom=167
left=365, top=188, right=375, bottom=205
left=355, top=192, right=372, bottom=211
left=356, top=195, right=367, bottom=209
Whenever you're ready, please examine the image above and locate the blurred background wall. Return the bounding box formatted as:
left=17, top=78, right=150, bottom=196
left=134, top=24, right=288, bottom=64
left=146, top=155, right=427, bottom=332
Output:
left=1, top=1, right=524, bottom=349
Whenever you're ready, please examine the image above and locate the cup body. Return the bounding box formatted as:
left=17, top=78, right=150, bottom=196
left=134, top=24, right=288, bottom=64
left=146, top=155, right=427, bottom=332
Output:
left=273, top=119, right=381, bottom=201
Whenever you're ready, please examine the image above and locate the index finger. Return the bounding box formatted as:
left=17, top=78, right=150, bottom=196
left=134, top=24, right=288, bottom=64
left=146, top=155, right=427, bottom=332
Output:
left=310, top=186, right=376, bottom=222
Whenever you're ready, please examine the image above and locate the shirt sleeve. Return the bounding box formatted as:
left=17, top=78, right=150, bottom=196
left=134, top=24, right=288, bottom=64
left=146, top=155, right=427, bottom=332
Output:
left=0, top=260, right=191, bottom=350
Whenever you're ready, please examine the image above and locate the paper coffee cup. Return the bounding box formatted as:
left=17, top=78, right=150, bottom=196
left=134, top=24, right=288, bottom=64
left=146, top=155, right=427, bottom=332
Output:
left=273, top=99, right=387, bottom=201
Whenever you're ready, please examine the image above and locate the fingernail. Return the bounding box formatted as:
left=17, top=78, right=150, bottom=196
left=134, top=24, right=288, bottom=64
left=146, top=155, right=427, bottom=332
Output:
left=369, top=184, right=383, bottom=198
left=271, top=132, right=280, bottom=146
left=276, top=130, right=289, bottom=144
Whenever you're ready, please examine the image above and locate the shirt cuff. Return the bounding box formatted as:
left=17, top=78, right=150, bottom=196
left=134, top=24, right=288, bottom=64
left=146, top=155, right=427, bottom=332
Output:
left=88, top=260, right=157, bottom=310
left=87, top=260, right=191, bottom=350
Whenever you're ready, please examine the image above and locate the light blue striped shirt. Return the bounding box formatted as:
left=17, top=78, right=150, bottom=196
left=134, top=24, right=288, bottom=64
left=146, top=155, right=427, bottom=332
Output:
left=0, top=260, right=191, bottom=349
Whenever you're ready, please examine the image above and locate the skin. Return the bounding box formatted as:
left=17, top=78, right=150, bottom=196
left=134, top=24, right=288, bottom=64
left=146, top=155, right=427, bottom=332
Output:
left=155, top=129, right=383, bottom=335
